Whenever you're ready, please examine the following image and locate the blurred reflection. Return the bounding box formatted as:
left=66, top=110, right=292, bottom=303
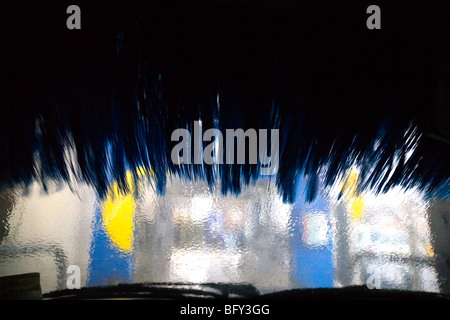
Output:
left=332, top=171, right=439, bottom=292
left=132, top=177, right=293, bottom=293
left=88, top=170, right=139, bottom=287
left=292, top=176, right=334, bottom=288
left=0, top=167, right=446, bottom=294
left=302, top=213, right=330, bottom=248
left=0, top=181, right=95, bottom=293
left=102, top=171, right=136, bottom=254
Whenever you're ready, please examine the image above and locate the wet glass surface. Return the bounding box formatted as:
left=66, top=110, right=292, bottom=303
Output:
left=0, top=167, right=448, bottom=295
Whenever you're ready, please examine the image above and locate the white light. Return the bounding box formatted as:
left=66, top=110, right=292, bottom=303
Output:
left=191, top=196, right=213, bottom=222
left=169, top=249, right=242, bottom=283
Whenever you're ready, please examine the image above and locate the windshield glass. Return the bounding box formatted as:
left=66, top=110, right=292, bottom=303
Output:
left=0, top=166, right=447, bottom=296
left=2, top=1, right=450, bottom=301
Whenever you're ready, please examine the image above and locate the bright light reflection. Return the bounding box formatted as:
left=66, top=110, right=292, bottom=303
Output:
left=169, top=249, right=242, bottom=283
left=190, top=197, right=213, bottom=222
left=0, top=166, right=444, bottom=294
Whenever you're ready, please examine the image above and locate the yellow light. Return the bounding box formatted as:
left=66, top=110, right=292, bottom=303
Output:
left=426, top=243, right=435, bottom=258
left=341, top=168, right=366, bottom=221
left=350, top=195, right=366, bottom=221
left=101, top=171, right=136, bottom=254
left=340, top=168, right=359, bottom=198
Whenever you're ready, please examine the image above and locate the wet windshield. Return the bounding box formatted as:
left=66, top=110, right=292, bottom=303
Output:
left=0, top=168, right=447, bottom=296
left=1, top=1, right=449, bottom=302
